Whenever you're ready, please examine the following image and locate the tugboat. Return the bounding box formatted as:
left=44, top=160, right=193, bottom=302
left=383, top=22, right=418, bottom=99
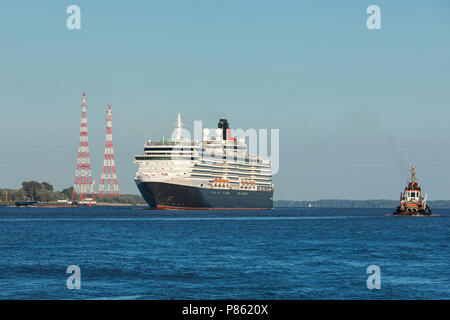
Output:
left=394, top=165, right=431, bottom=216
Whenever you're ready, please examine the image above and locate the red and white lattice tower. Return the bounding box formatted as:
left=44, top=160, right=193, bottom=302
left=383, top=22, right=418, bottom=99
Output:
left=98, top=104, right=119, bottom=199
left=72, top=92, right=96, bottom=201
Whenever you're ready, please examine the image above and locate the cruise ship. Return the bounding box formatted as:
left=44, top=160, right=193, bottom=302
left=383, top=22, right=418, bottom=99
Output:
left=134, top=115, right=274, bottom=209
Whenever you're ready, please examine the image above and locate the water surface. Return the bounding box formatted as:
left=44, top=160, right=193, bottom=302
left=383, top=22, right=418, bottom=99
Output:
left=0, top=206, right=448, bottom=299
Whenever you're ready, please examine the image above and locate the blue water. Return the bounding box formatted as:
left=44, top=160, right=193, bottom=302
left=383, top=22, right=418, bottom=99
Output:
left=0, top=206, right=448, bottom=299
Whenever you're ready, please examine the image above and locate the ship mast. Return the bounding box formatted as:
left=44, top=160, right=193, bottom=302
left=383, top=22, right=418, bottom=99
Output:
left=410, top=164, right=416, bottom=185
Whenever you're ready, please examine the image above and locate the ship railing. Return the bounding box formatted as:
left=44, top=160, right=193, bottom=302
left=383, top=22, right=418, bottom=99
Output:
left=146, top=141, right=198, bottom=147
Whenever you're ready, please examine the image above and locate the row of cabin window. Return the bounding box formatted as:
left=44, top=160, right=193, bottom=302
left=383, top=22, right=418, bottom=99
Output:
left=136, top=156, right=195, bottom=160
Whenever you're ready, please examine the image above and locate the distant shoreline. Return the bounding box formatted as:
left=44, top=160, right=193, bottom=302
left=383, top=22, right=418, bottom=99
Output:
left=0, top=201, right=147, bottom=207
left=3, top=182, right=448, bottom=209
left=2, top=199, right=450, bottom=209
left=274, top=200, right=450, bottom=209
left=0, top=182, right=147, bottom=207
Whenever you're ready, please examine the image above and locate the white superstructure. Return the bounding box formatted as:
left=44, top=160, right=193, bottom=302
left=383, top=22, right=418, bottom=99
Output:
left=134, top=115, right=274, bottom=192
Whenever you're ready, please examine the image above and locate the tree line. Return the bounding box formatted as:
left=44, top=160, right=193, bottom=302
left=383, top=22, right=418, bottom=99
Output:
left=0, top=181, right=73, bottom=202
left=0, top=181, right=145, bottom=205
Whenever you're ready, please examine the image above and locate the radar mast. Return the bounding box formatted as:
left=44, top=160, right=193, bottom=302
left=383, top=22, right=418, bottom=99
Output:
left=410, top=164, right=416, bottom=185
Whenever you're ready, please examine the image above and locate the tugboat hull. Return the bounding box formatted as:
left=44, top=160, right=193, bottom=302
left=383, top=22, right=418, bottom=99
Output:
left=393, top=205, right=432, bottom=216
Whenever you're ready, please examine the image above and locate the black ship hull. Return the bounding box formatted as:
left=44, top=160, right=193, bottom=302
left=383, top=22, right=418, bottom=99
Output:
left=136, top=181, right=273, bottom=209
left=393, top=205, right=432, bottom=216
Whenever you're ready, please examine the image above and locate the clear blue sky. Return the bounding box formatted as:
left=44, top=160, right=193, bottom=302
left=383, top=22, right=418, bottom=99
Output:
left=0, top=1, right=449, bottom=200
